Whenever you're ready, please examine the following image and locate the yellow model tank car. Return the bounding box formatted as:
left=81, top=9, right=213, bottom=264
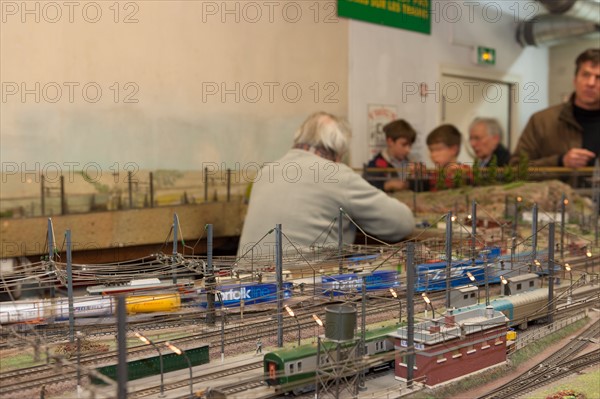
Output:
left=125, top=294, right=181, bottom=314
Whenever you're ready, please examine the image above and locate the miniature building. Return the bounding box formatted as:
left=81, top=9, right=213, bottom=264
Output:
left=450, top=285, right=479, bottom=308
left=506, top=273, right=540, bottom=295
left=389, top=307, right=508, bottom=387
left=522, top=211, right=569, bottom=224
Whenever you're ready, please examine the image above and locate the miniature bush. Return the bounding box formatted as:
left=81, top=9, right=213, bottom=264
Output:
left=55, top=340, right=109, bottom=359
left=545, top=389, right=586, bottom=399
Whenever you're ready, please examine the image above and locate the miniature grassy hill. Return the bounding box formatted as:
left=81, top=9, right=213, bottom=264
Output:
left=393, top=180, right=593, bottom=220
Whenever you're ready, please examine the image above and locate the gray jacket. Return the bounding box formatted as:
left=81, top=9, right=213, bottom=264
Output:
left=238, top=149, right=415, bottom=258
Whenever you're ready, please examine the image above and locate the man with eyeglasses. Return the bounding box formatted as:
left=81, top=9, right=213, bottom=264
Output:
left=468, top=117, right=510, bottom=167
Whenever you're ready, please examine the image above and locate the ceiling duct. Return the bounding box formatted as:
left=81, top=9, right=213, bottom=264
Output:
left=537, top=0, right=600, bottom=23
left=517, top=15, right=599, bottom=46
left=516, top=0, right=600, bottom=46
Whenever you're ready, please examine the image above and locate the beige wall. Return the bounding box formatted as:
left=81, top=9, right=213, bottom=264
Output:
left=1, top=1, right=348, bottom=170
left=549, top=38, right=600, bottom=106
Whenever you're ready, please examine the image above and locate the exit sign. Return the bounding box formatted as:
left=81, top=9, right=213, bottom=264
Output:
left=477, top=47, right=496, bottom=66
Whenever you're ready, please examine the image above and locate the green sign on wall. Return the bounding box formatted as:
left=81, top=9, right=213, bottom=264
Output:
left=477, top=46, right=496, bottom=66
left=338, top=0, right=431, bottom=35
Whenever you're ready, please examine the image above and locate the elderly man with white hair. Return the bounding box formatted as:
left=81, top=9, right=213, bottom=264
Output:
left=468, top=117, right=510, bottom=167
left=237, top=112, right=414, bottom=258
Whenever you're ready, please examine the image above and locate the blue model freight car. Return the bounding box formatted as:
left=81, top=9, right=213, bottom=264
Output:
left=415, top=259, right=502, bottom=292
left=480, top=247, right=501, bottom=259
left=196, top=282, right=293, bottom=307
left=321, top=270, right=398, bottom=296
left=346, top=254, right=379, bottom=263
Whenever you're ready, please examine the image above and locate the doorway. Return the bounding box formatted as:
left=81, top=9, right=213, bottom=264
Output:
left=440, top=73, right=515, bottom=165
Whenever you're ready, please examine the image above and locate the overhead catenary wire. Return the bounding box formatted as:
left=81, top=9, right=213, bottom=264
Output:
left=233, top=228, right=275, bottom=265
left=280, top=231, right=318, bottom=273
left=474, top=200, right=512, bottom=231
left=188, top=224, right=208, bottom=255
left=308, top=216, right=338, bottom=249
left=340, top=209, right=392, bottom=247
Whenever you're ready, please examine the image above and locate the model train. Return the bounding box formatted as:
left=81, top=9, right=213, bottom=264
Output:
left=86, top=278, right=195, bottom=295
left=196, top=282, right=293, bottom=307
left=0, top=281, right=293, bottom=325
left=319, top=264, right=499, bottom=297
left=321, top=270, right=398, bottom=296
left=322, top=248, right=551, bottom=296
left=264, top=323, right=399, bottom=395
left=0, top=293, right=181, bottom=325
left=454, top=277, right=599, bottom=329
left=416, top=259, right=500, bottom=292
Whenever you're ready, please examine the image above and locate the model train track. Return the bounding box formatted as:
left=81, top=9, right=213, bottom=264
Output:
left=0, top=297, right=402, bottom=393
left=0, top=314, right=196, bottom=350
left=0, top=318, right=260, bottom=383
left=0, top=288, right=406, bottom=348
left=127, top=361, right=263, bottom=399
left=1, top=254, right=541, bottom=350
left=0, top=341, right=165, bottom=383
left=477, top=319, right=600, bottom=399
left=6, top=311, right=223, bottom=356
left=9, top=282, right=588, bottom=395
left=2, top=295, right=596, bottom=398
left=209, top=375, right=274, bottom=398
left=563, top=254, right=600, bottom=269
left=0, top=341, right=260, bottom=398
left=0, top=361, right=90, bottom=398
left=1, top=279, right=592, bottom=356
left=479, top=350, right=600, bottom=399
left=535, top=319, right=600, bottom=366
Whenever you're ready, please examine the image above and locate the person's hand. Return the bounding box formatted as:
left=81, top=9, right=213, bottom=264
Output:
left=384, top=179, right=407, bottom=192
left=562, top=148, right=596, bottom=168
left=445, top=163, right=463, bottom=172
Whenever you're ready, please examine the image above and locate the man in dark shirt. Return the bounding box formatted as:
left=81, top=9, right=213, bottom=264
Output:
left=510, top=49, right=600, bottom=167
left=575, top=102, right=600, bottom=166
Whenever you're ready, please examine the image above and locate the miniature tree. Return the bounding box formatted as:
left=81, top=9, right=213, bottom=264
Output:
left=517, top=152, right=529, bottom=181
left=472, top=159, right=482, bottom=186
left=503, top=164, right=515, bottom=183
left=486, top=155, right=498, bottom=185
left=452, top=168, right=464, bottom=189
left=436, top=167, right=447, bottom=191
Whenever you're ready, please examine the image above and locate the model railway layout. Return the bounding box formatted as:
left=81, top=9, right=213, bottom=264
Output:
left=1, top=202, right=598, bottom=399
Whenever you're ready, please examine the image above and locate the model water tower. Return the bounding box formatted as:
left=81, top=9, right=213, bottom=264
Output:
left=325, top=304, right=357, bottom=341
left=317, top=304, right=360, bottom=398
